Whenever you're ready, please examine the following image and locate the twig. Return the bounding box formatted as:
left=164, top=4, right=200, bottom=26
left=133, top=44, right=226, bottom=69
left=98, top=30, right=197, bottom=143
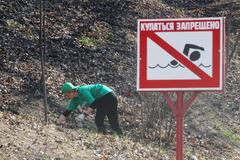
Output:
left=16, top=0, right=24, bottom=9
left=229, top=31, right=240, bottom=64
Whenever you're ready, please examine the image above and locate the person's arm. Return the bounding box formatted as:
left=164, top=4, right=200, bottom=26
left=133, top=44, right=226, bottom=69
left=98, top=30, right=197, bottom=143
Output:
left=56, top=100, right=78, bottom=125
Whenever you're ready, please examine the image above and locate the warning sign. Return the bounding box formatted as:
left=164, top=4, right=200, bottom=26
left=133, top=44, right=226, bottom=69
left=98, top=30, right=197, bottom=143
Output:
left=137, top=18, right=225, bottom=91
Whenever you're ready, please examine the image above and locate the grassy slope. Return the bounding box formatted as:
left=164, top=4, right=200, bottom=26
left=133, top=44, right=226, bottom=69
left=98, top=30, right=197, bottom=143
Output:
left=0, top=100, right=162, bottom=160
left=0, top=0, right=240, bottom=159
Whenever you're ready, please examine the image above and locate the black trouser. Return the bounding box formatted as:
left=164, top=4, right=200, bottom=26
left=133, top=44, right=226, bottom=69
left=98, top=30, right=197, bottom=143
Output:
left=91, top=92, right=122, bottom=134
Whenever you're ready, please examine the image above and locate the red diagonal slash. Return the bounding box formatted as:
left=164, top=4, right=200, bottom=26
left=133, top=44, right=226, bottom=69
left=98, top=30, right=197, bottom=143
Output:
left=147, top=32, right=212, bottom=81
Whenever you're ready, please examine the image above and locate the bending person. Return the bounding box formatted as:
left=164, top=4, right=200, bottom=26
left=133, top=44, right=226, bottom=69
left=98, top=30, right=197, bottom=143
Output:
left=57, top=82, right=123, bottom=135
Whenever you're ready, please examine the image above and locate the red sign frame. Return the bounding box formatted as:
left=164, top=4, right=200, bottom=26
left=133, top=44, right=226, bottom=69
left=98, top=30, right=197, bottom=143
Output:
left=137, top=18, right=225, bottom=91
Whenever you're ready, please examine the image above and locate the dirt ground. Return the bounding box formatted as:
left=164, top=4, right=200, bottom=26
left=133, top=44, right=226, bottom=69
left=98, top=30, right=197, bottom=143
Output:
left=0, top=99, right=164, bottom=160
left=0, top=94, right=240, bottom=160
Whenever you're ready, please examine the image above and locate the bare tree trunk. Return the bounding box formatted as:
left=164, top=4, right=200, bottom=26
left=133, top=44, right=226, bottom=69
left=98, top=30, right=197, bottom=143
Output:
left=158, top=104, right=162, bottom=158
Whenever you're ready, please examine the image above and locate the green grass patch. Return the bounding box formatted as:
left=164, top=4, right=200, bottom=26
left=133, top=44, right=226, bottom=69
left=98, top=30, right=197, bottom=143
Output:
left=6, top=19, right=36, bottom=40
left=76, top=36, right=97, bottom=48
left=185, top=146, right=193, bottom=158
left=159, top=146, right=167, bottom=156
left=222, top=129, right=240, bottom=142
left=6, top=19, right=24, bottom=29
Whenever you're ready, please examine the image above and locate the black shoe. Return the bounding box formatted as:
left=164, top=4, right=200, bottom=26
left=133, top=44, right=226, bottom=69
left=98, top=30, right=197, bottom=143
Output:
left=112, top=129, right=123, bottom=136
left=97, top=127, right=106, bottom=135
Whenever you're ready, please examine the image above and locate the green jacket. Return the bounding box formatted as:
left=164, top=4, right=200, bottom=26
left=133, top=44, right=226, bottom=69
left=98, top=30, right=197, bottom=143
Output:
left=66, top=84, right=113, bottom=111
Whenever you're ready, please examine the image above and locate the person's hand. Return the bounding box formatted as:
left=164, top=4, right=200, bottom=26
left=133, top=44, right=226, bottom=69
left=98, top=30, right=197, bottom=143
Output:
left=56, top=114, right=66, bottom=125
left=83, top=107, right=94, bottom=116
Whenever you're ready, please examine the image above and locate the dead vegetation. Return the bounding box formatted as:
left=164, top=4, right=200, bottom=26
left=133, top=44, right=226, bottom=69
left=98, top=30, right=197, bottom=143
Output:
left=0, top=0, right=240, bottom=159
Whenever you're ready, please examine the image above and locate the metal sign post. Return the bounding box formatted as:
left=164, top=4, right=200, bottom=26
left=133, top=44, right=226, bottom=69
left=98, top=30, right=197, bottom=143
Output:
left=163, top=91, right=199, bottom=160
left=39, top=0, right=48, bottom=124
left=137, top=18, right=225, bottom=159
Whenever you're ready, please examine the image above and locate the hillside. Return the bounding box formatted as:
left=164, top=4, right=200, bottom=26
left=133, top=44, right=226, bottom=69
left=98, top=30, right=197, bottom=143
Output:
left=0, top=0, right=240, bottom=159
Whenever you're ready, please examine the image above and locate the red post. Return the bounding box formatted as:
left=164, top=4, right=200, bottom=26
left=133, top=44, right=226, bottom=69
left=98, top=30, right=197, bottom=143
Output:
left=176, top=92, right=184, bottom=160
left=162, top=91, right=199, bottom=160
